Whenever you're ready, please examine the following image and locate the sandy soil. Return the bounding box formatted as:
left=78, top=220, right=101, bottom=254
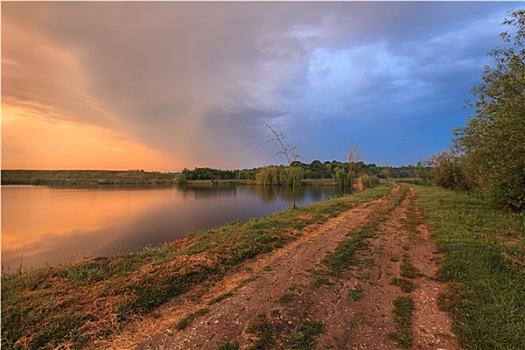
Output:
left=102, top=186, right=460, bottom=350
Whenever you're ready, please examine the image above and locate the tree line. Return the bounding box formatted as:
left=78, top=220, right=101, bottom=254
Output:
left=180, top=161, right=417, bottom=182
left=421, top=9, right=525, bottom=213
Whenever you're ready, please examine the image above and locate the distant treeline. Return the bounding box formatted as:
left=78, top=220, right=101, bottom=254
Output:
left=180, top=161, right=417, bottom=181
left=0, top=169, right=177, bottom=186
left=2, top=160, right=416, bottom=186
left=2, top=162, right=416, bottom=186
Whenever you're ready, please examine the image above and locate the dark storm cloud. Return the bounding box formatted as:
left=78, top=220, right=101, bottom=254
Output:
left=3, top=1, right=522, bottom=168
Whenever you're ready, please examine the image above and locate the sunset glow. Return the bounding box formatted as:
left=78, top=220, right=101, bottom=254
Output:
left=2, top=104, right=182, bottom=171
left=2, top=2, right=521, bottom=170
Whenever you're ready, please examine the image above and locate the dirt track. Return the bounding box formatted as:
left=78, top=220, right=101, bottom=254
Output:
left=104, top=186, right=460, bottom=350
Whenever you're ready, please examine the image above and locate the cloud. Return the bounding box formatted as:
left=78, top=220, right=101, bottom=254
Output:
left=2, top=2, right=521, bottom=169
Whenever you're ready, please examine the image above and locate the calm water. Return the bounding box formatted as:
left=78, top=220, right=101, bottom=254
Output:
left=1, top=185, right=336, bottom=271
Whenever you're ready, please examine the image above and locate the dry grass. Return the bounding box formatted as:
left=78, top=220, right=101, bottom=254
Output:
left=2, top=185, right=394, bottom=350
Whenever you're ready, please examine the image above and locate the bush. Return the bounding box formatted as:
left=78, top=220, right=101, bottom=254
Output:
left=428, top=152, right=470, bottom=190
left=453, top=9, right=525, bottom=212
left=256, top=167, right=279, bottom=186
left=358, top=174, right=380, bottom=190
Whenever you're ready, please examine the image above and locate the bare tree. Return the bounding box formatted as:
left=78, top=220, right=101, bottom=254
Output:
left=266, top=124, right=300, bottom=164
left=266, top=124, right=302, bottom=209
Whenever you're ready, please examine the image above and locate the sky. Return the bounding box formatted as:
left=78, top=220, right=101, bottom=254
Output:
left=2, top=1, right=523, bottom=171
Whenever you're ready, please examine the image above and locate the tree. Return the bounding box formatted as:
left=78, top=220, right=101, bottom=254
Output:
left=256, top=166, right=279, bottom=186
left=380, top=166, right=391, bottom=180
left=415, top=161, right=432, bottom=186
left=346, top=144, right=362, bottom=194
left=333, top=144, right=362, bottom=195
left=429, top=151, right=469, bottom=190
left=453, top=9, right=525, bottom=212
left=266, top=124, right=303, bottom=209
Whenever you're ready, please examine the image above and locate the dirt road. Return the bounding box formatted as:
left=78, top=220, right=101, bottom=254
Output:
left=105, top=186, right=460, bottom=350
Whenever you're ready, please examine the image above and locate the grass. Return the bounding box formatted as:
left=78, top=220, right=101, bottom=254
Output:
left=208, top=291, right=234, bottom=305
left=389, top=296, right=415, bottom=348
left=216, top=341, right=240, bottom=350
left=175, top=307, right=210, bottom=330
left=322, top=230, right=372, bottom=277
left=399, top=257, right=420, bottom=279
left=321, top=185, right=409, bottom=278
left=278, top=293, right=297, bottom=304
left=1, top=184, right=395, bottom=350
left=415, top=186, right=525, bottom=350
left=286, top=320, right=325, bottom=350
left=246, top=313, right=275, bottom=350
left=348, top=285, right=364, bottom=301
left=390, top=278, right=415, bottom=293
left=310, top=277, right=332, bottom=288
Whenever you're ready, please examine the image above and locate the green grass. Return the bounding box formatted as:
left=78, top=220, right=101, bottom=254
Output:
left=310, top=277, right=332, bottom=288
left=0, top=184, right=395, bottom=350
left=175, top=307, right=210, bottom=330
left=321, top=185, right=409, bottom=278
left=389, top=296, right=415, bottom=348
left=399, top=257, right=420, bottom=279
left=246, top=313, right=276, bottom=350
left=216, top=341, right=240, bottom=350
left=278, top=293, right=297, bottom=304
left=415, top=186, right=525, bottom=350
left=208, top=292, right=234, bottom=305
left=287, top=320, right=325, bottom=350
left=322, top=230, right=371, bottom=277
left=348, top=285, right=364, bottom=301
left=390, top=278, right=415, bottom=293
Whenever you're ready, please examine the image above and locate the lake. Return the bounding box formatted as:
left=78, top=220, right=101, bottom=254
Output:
left=1, top=184, right=337, bottom=271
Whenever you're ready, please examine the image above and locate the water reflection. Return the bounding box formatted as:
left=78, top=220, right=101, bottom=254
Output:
left=1, top=185, right=336, bottom=271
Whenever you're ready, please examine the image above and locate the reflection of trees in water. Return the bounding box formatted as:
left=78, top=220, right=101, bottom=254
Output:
left=177, top=185, right=336, bottom=206
left=178, top=185, right=238, bottom=199
left=255, top=186, right=310, bottom=205
left=255, top=185, right=279, bottom=203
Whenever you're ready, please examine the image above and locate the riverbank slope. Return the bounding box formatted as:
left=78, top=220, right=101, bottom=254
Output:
left=2, top=184, right=524, bottom=349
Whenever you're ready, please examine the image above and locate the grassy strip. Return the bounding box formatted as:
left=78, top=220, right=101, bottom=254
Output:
left=1, top=184, right=393, bottom=350
left=1, top=169, right=179, bottom=186
left=389, top=296, right=415, bottom=348
left=322, top=185, right=409, bottom=277
left=286, top=320, right=325, bottom=350
left=415, top=186, right=525, bottom=350
left=322, top=230, right=372, bottom=277
left=175, top=307, right=210, bottom=330
left=399, top=256, right=420, bottom=279
left=246, top=313, right=276, bottom=350
left=208, top=292, right=234, bottom=305
left=390, top=278, right=415, bottom=293
left=216, top=341, right=240, bottom=350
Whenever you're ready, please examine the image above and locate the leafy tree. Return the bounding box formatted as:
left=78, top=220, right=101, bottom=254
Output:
left=429, top=151, right=469, bottom=190
left=415, top=161, right=432, bottom=186
left=256, top=166, right=279, bottom=186
left=453, top=9, right=525, bottom=212
left=334, top=167, right=352, bottom=194
left=380, top=166, right=391, bottom=179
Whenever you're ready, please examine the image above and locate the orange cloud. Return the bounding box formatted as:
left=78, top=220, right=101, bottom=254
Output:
left=1, top=104, right=182, bottom=171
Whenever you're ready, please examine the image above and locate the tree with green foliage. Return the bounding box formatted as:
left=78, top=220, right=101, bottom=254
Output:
left=453, top=9, right=525, bottom=212
left=415, top=161, right=432, bottom=186
left=380, top=166, right=391, bottom=180
left=428, top=151, right=469, bottom=190
left=256, top=166, right=279, bottom=186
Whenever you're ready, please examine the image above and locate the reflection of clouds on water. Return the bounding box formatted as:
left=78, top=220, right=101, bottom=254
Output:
left=2, top=185, right=336, bottom=270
